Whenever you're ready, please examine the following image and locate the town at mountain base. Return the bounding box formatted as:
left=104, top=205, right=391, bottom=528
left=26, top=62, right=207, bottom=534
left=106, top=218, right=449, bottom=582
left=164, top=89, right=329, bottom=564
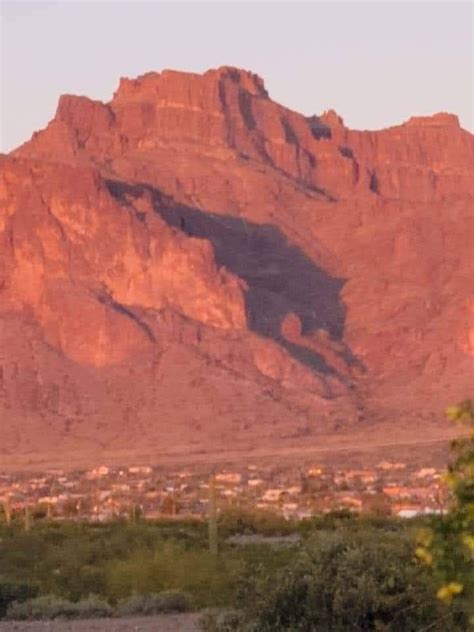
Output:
left=1, top=67, right=473, bottom=464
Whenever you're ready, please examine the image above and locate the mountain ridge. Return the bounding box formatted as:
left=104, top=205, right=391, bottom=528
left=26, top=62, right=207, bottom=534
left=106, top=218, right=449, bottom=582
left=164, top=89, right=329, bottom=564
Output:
left=1, top=67, right=473, bottom=465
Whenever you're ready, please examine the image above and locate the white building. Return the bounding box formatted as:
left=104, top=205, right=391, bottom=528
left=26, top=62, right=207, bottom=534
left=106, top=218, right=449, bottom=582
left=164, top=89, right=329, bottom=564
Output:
left=262, top=489, right=284, bottom=502
left=128, top=466, right=152, bottom=475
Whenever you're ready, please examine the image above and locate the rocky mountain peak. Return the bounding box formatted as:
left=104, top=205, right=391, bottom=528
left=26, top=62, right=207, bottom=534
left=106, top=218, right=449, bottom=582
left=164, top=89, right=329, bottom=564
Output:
left=2, top=68, right=473, bottom=466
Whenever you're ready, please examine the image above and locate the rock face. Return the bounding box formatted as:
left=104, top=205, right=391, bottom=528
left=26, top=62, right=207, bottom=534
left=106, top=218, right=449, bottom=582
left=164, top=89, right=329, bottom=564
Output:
left=1, top=66, right=473, bottom=464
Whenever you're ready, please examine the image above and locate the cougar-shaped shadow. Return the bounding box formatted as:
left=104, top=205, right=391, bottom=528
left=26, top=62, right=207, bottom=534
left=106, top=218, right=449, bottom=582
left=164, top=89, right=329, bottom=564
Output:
left=107, top=180, right=355, bottom=377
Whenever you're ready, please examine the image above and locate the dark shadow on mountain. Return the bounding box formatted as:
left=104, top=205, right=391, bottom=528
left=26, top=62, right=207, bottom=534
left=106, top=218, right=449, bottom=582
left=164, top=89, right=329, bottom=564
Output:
left=307, top=115, right=332, bottom=140
left=106, top=180, right=361, bottom=377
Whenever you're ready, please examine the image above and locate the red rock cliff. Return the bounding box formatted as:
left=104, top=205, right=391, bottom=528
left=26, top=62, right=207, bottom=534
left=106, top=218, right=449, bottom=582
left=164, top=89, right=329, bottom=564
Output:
left=2, top=66, right=473, bottom=463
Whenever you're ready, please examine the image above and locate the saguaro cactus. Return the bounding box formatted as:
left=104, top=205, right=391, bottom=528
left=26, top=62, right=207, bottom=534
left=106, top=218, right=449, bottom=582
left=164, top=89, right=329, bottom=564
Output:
left=208, top=474, right=218, bottom=555
left=24, top=505, right=32, bottom=532
left=2, top=498, right=12, bottom=525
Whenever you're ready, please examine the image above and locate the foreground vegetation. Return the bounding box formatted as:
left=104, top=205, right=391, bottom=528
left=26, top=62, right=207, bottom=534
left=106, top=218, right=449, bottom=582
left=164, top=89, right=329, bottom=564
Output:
left=202, top=524, right=467, bottom=631
left=415, top=400, right=474, bottom=626
left=0, top=510, right=294, bottom=618
left=0, top=510, right=469, bottom=629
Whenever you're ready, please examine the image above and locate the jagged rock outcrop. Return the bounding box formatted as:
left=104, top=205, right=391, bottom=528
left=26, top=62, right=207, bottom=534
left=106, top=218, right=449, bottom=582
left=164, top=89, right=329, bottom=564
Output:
left=18, top=67, right=474, bottom=203
left=1, top=66, right=473, bottom=464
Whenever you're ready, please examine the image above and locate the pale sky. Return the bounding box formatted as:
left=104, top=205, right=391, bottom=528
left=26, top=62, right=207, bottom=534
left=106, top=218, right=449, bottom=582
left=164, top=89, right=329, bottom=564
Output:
left=0, top=1, right=472, bottom=152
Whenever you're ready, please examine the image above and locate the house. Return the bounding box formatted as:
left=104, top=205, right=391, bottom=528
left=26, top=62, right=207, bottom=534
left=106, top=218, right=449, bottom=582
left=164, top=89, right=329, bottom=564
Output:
left=394, top=502, right=446, bottom=518
left=409, top=487, right=436, bottom=500
left=377, top=461, right=406, bottom=471
left=423, top=507, right=446, bottom=515
left=416, top=468, right=437, bottom=478
left=29, top=478, right=47, bottom=486
left=345, top=469, right=378, bottom=484
left=284, top=486, right=301, bottom=495
left=338, top=496, right=363, bottom=510
left=145, top=490, right=161, bottom=500
left=86, top=466, right=110, bottom=479
left=383, top=486, right=411, bottom=499
left=397, top=507, right=421, bottom=519
left=38, top=496, right=59, bottom=505
left=248, top=478, right=264, bottom=487
left=112, top=484, right=130, bottom=492
left=215, top=473, right=242, bottom=484
left=221, top=489, right=237, bottom=497
left=94, top=508, right=115, bottom=522
left=296, top=509, right=313, bottom=520
left=128, top=466, right=152, bottom=475
left=262, top=489, right=284, bottom=502
left=281, top=502, right=298, bottom=517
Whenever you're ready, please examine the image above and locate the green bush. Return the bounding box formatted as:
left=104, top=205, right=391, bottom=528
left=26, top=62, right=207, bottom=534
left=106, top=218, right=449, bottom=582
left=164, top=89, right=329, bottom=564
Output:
left=73, top=594, right=113, bottom=618
left=7, top=595, right=78, bottom=620
left=0, top=581, right=38, bottom=618
left=6, top=594, right=112, bottom=620
left=229, top=529, right=466, bottom=631
left=218, top=507, right=294, bottom=537
left=105, top=544, right=241, bottom=607
left=116, top=590, right=192, bottom=616
left=415, top=401, right=474, bottom=624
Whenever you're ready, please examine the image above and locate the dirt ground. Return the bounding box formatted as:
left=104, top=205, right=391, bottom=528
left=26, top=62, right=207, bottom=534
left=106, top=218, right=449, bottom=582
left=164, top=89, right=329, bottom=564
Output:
left=0, top=614, right=201, bottom=632
left=0, top=420, right=459, bottom=474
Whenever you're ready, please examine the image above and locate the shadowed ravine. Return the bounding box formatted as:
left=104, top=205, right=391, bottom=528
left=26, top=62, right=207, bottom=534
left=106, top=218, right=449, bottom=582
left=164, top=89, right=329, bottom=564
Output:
left=106, top=180, right=358, bottom=378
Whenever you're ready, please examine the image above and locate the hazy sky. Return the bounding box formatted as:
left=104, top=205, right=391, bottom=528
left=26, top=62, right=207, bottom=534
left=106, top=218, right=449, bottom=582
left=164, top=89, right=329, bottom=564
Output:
left=1, top=1, right=472, bottom=152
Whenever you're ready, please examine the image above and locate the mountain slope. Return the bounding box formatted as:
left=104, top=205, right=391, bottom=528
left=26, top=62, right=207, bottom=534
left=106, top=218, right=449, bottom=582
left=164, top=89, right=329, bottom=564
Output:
left=1, top=67, right=473, bottom=464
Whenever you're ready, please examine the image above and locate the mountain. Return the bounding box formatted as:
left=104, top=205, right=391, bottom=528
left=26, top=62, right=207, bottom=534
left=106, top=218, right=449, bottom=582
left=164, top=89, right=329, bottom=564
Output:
left=1, top=67, right=473, bottom=467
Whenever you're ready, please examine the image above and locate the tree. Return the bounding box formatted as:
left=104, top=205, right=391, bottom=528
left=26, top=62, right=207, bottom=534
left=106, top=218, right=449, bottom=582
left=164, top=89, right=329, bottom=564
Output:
left=416, top=400, right=474, bottom=626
